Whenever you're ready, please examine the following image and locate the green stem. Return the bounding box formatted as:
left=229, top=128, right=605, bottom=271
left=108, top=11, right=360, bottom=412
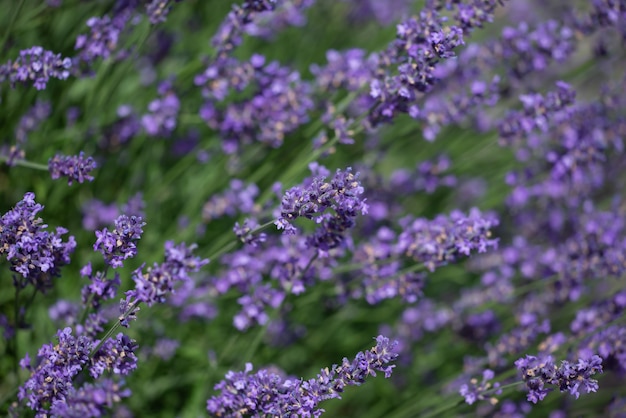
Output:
left=0, top=158, right=48, bottom=171
left=0, top=0, right=25, bottom=50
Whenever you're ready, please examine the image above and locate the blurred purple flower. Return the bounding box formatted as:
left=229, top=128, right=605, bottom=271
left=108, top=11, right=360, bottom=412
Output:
left=0, top=47, right=71, bottom=89
left=48, top=151, right=97, bottom=185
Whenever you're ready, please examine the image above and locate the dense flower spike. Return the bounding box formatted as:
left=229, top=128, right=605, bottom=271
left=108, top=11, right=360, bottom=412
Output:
left=206, top=335, right=398, bottom=416
left=18, top=328, right=91, bottom=414
left=94, top=215, right=146, bottom=269
left=0, top=46, right=72, bottom=89
left=515, top=354, right=603, bottom=403
left=49, top=379, right=131, bottom=417
left=197, top=54, right=313, bottom=152
left=0, top=193, right=76, bottom=292
left=396, top=208, right=499, bottom=272
left=91, top=333, right=139, bottom=378
left=276, top=165, right=368, bottom=252
left=48, top=151, right=97, bottom=185
left=126, top=241, right=208, bottom=306
left=75, top=4, right=136, bottom=63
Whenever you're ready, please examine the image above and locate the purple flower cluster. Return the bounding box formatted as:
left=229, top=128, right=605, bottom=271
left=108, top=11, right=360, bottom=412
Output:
left=459, top=369, right=501, bottom=405
left=141, top=80, right=180, bottom=137
left=396, top=208, right=499, bottom=272
left=0, top=46, right=72, bottom=90
left=211, top=0, right=278, bottom=59
left=75, top=5, right=135, bottom=63
left=206, top=335, right=398, bottom=416
left=196, top=54, right=313, bottom=152
left=515, top=354, right=603, bottom=403
left=18, top=327, right=137, bottom=416
left=276, top=165, right=368, bottom=252
left=94, top=215, right=146, bottom=269
left=126, top=241, right=208, bottom=307
left=0, top=193, right=76, bottom=292
left=48, top=151, right=97, bottom=185
left=18, top=328, right=91, bottom=413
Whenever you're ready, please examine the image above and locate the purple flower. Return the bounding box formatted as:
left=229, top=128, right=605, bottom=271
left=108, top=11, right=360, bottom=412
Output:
left=91, top=333, right=138, bottom=378
left=126, top=241, right=208, bottom=306
left=0, top=192, right=76, bottom=292
left=146, top=0, right=181, bottom=24
left=0, top=46, right=72, bottom=89
left=75, top=5, right=135, bottom=63
left=18, top=327, right=92, bottom=414
left=141, top=80, right=180, bottom=137
left=206, top=335, right=398, bottom=416
left=202, top=179, right=259, bottom=221
left=49, top=379, right=131, bottom=417
left=276, top=165, right=368, bottom=252
left=197, top=54, right=313, bottom=152
left=80, top=262, right=121, bottom=310
left=515, top=354, right=603, bottom=403
left=211, top=0, right=278, bottom=59
left=395, top=208, right=499, bottom=272
left=459, top=369, right=501, bottom=405
left=94, top=215, right=146, bottom=269
left=48, top=151, right=97, bottom=185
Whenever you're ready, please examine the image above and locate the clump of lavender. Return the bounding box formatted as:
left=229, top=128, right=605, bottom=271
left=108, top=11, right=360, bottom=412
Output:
left=48, top=151, right=97, bottom=185
left=0, top=46, right=72, bottom=89
left=93, top=215, right=146, bottom=269
left=276, top=165, right=368, bottom=252
left=0, top=193, right=76, bottom=292
left=396, top=208, right=499, bottom=272
left=515, top=354, right=603, bottom=403
left=206, top=335, right=398, bottom=416
left=126, top=241, right=208, bottom=307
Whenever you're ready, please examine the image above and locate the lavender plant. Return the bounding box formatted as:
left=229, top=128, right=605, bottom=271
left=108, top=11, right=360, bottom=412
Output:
left=1, top=0, right=626, bottom=417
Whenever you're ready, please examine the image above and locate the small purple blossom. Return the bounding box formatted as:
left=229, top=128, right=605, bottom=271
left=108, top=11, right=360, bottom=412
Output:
left=276, top=165, right=368, bottom=252
left=126, top=241, right=208, bottom=306
left=0, top=46, right=72, bottom=89
left=460, top=369, right=501, bottom=405
left=48, top=151, right=97, bottom=185
left=0, top=192, right=76, bottom=292
left=91, top=333, right=138, bottom=378
left=75, top=6, right=135, bottom=63
left=94, top=215, right=146, bottom=269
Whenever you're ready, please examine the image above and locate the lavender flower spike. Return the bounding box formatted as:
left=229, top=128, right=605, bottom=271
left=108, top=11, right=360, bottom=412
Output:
left=49, top=151, right=97, bottom=185
left=515, top=354, right=603, bottom=403
left=207, top=335, right=399, bottom=416
left=0, top=46, right=72, bottom=89
left=0, top=192, right=76, bottom=292
left=126, top=241, right=208, bottom=306
left=94, top=215, right=146, bottom=268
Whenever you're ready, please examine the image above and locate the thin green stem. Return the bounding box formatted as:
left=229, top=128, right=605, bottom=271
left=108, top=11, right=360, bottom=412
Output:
left=0, top=157, right=48, bottom=171
left=0, top=0, right=25, bottom=50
